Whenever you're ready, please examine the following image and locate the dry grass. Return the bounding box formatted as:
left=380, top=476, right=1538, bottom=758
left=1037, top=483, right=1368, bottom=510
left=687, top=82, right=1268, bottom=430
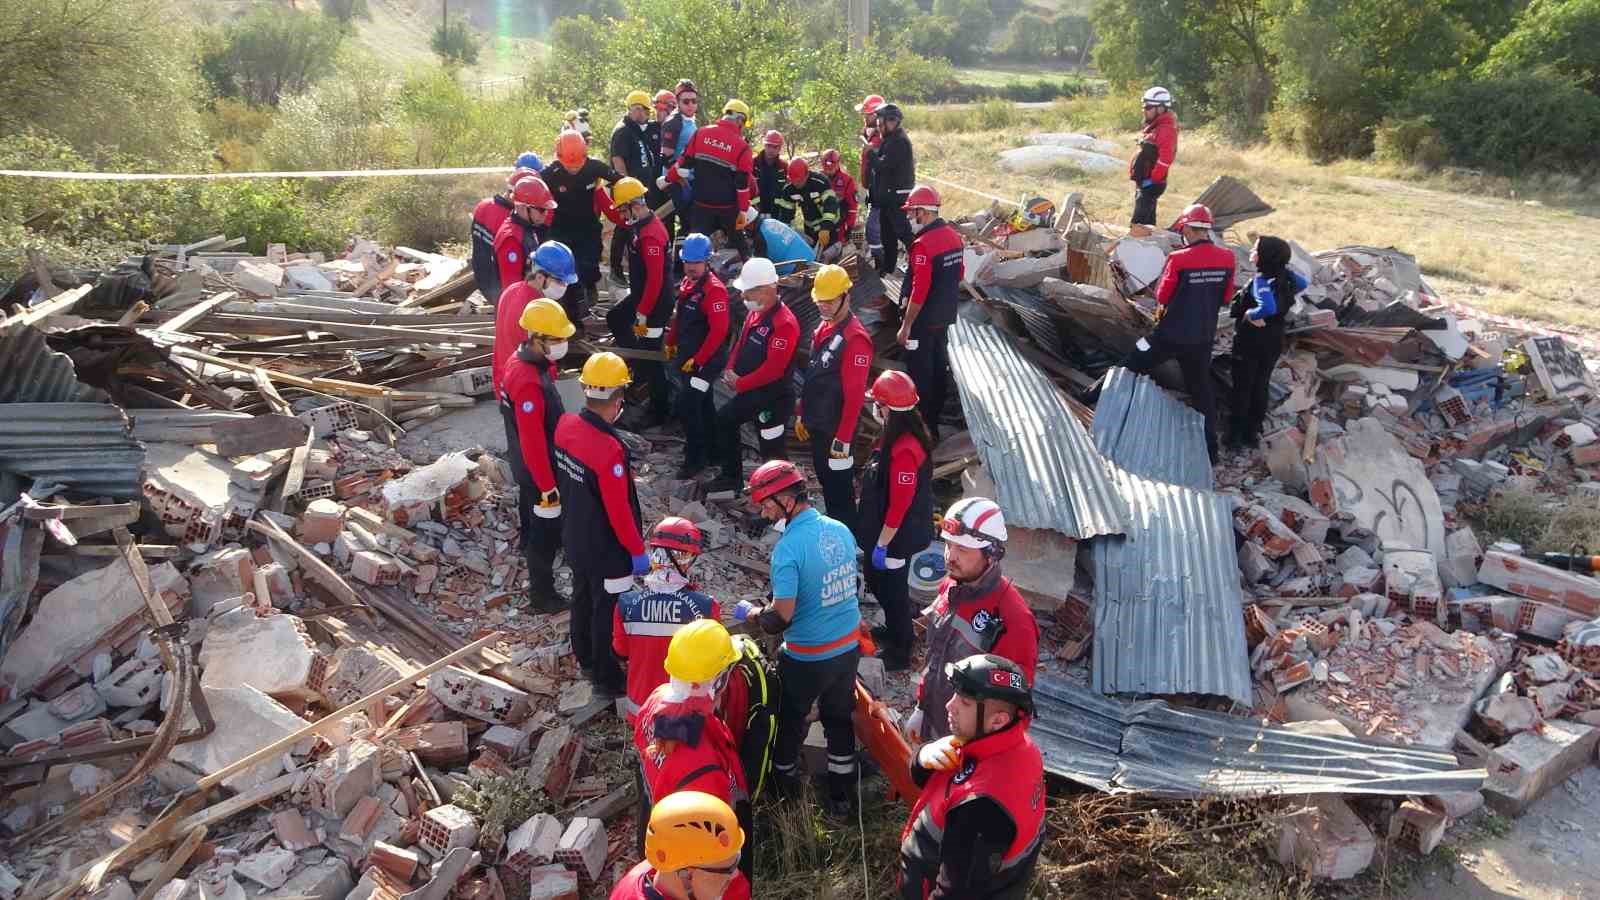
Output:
left=1465, top=491, right=1600, bottom=555
left=906, top=97, right=1600, bottom=333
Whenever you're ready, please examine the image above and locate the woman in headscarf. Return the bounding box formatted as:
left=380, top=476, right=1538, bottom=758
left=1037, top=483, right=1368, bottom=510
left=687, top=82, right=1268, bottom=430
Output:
left=1228, top=235, right=1306, bottom=448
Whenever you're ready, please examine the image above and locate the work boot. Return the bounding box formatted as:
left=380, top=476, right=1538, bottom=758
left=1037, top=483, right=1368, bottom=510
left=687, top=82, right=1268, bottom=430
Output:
left=771, top=769, right=804, bottom=802
left=529, top=592, right=568, bottom=615
left=870, top=623, right=891, bottom=646
left=878, top=647, right=912, bottom=673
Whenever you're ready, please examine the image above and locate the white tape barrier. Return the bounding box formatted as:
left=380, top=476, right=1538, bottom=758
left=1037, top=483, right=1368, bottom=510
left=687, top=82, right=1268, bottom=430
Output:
left=0, top=166, right=510, bottom=182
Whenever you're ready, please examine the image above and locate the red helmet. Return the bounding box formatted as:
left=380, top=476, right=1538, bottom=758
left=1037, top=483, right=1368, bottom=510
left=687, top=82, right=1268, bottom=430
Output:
left=763, top=129, right=784, bottom=148
left=868, top=370, right=918, bottom=412
left=508, top=168, right=537, bottom=188
left=786, top=158, right=809, bottom=185
left=653, top=89, right=676, bottom=110
left=512, top=176, right=557, bottom=210
left=555, top=130, right=588, bottom=168
left=748, top=459, right=804, bottom=503
left=647, top=517, right=705, bottom=554
left=1172, top=203, right=1215, bottom=231
left=856, top=94, right=885, bottom=116
left=819, top=149, right=841, bottom=172
left=902, top=184, right=941, bottom=211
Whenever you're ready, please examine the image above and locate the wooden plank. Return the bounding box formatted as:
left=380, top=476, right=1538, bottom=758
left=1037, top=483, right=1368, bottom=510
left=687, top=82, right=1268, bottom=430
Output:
left=247, top=516, right=363, bottom=607
left=0, top=284, right=91, bottom=333
left=279, top=428, right=314, bottom=503
left=132, top=826, right=206, bottom=900
left=249, top=368, right=294, bottom=416
left=157, top=291, right=235, bottom=335
left=116, top=301, right=150, bottom=326
left=214, top=414, right=308, bottom=457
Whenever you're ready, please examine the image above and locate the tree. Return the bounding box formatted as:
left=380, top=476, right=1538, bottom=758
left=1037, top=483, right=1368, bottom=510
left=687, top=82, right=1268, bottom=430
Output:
left=320, top=0, right=370, bottom=24
left=431, top=20, right=482, bottom=66
left=528, top=16, right=611, bottom=109
left=1002, top=12, right=1054, bottom=58
left=902, top=16, right=963, bottom=61
left=1052, top=15, right=1095, bottom=66
left=200, top=8, right=347, bottom=105
left=930, top=0, right=994, bottom=63
left=1480, top=0, right=1600, bottom=95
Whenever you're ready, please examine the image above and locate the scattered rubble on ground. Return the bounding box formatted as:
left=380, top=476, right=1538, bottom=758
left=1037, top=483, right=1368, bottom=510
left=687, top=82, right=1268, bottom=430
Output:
left=2, top=173, right=1599, bottom=896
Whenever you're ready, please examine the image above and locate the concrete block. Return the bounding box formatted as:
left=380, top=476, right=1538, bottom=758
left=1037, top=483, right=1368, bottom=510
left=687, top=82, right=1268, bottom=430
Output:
left=199, top=607, right=325, bottom=701
left=479, top=724, right=529, bottom=759
left=261, top=860, right=351, bottom=900
left=1419, top=791, right=1484, bottom=820
left=1477, top=550, right=1600, bottom=618
left=1239, top=541, right=1273, bottom=584
left=170, top=685, right=307, bottom=791
left=305, top=739, right=381, bottom=817
left=1274, top=795, right=1374, bottom=880
left=524, top=866, right=578, bottom=900
left=1263, top=427, right=1308, bottom=491
left=553, top=818, right=606, bottom=889
left=350, top=550, right=402, bottom=587
left=387, top=720, right=469, bottom=766
left=1388, top=799, right=1447, bottom=854
left=235, top=260, right=284, bottom=297
left=236, top=847, right=296, bottom=890
left=1308, top=418, right=1445, bottom=561
left=417, top=804, right=479, bottom=856
left=368, top=842, right=420, bottom=882
left=525, top=725, right=582, bottom=803
left=1383, top=548, right=1443, bottom=612
left=270, top=810, right=322, bottom=850
left=1475, top=693, right=1540, bottom=738
left=502, top=813, right=564, bottom=897
left=321, top=647, right=400, bottom=708
left=298, top=499, right=346, bottom=545
left=428, top=666, right=529, bottom=725
left=1483, top=720, right=1600, bottom=816
left=1440, top=527, right=1484, bottom=590
left=285, top=265, right=334, bottom=292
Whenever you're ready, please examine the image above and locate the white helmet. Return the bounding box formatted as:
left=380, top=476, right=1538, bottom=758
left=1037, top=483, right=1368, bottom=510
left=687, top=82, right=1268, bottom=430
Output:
left=1142, top=86, right=1173, bottom=108
left=731, top=257, right=779, bottom=291
left=940, top=497, right=1007, bottom=556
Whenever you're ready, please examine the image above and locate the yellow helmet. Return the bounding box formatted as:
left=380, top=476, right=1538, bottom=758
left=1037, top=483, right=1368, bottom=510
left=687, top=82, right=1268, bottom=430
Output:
left=644, top=791, right=745, bottom=874
left=625, top=89, right=652, bottom=109
left=518, top=298, right=576, bottom=339
left=612, top=176, right=648, bottom=207
left=811, top=264, right=852, bottom=302
left=722, top=99, right=751, bottom=120
left=580, top=351, right=631, bottom=397
left=664, top=619, right=739, bottom=683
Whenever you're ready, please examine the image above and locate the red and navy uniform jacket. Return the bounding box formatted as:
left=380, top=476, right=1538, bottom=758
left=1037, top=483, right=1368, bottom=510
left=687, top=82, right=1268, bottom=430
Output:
left=542, top=158, right=620, bottom=265
left=668, top=119, right=753, bottom=212
left=859, top=126, right=880, bottom=195
left=898, top=719, right=1045, bottom=900
left=609, top=860, right=750, bottom=900
left=470, top=194, right=513, bottom=301
left=869, top=128, right=914, bottom=206
left=854, top=430, right=934, bottom=561
left=493, top=281, right=542, bottom=396
left=828, top=169, right=860, bottom=233
left=667, top=271, right=731, bottom=374
left=915, top=566, right=1039, bottom=742
left=799, top=313, right=872, bottom=444
left=612, top=587, right=721, bottom=719
left=730, top=301, right=800, bottom=396
left=491, top=213, right=545, bottom=309
left=774, top=171, right=840, bottom=234
left=499, top=347, right=563, bottom=498
left=634, top=691, right=749, bottom=807
left=904, top=219, right=964, bottom=332
left=1129, top=109, right=1178, bottom=185
left=554, top=409, right=644, bottom=585
left=753, top=152, right=785, bottom=217
left=625, top=213, right=675, bottom=333
left=1152, top=238, right=1235, bottom=347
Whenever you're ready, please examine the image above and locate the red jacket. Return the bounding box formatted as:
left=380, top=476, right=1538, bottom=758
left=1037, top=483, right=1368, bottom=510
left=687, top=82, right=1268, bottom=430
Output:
left=612, top=585, right=720, bottom=719
left=627, top=213, right=671, bottom=321
left=633, top=690, right=748, bottom=808
left=914, top=566, right=1039, bottom=742
left=609, top=860, right=750, bottom=900
left=1152, top=238, right=1235, bottom=346
left=1129, top=110, right=1178, bottom=184
left=906, top=219, right=964, bottom=329
left=499, top=350, right=561, bottom=494
left=730, top=302, right=799, bottom=394
left=666, top=271, right=731, bottom=369
left=668, top=118, right=754, bottom=211
left=828, top=169, right=859, bottom=232
left=493, top=281, right=540, bottom=396
left=799, top=314, right=872, bottom=444
left=882, top=432, right=928, bottom=530
left=492, top=215, right=534, bottom=303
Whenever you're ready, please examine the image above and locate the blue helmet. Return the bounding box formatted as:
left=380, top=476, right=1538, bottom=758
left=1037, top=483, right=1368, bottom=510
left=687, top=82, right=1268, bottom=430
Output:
left=679, top=233, right=713, bottom=263
left=531, top=241, right=578, bottom=284
left=514, top=151, right=544, bottom=172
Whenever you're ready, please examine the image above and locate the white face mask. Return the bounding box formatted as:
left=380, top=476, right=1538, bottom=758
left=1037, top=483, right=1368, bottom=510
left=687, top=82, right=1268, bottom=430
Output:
left=543, top=279, right=567, bottom=300
left=743, top=299, right=762, bottom=313
left=546, top=340, right=569, bottom=361
left=771, top=517, right=788, bottom=534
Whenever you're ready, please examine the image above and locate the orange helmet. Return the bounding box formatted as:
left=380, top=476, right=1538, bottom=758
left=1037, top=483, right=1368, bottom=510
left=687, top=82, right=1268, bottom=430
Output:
left=555, top=130, right=587, bottom=169
left=654, top=89, right=676, bottom=111
left=856, top=94, right=885, bottom=116
left=785, top=157, right=809, bottom=185
left=902, top=184, right=941, bottom=211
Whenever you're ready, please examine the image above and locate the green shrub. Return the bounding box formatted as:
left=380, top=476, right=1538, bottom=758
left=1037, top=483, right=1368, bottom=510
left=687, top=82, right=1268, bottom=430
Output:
left=431, top=20, right=482, bottom=66
left=1393, top=72, right=1600, bottom=174
left=259, top=50, right=400, bottom=172
left=1373, top=114, right=1449, bottom=170
left=199, top=7, right=347, bottom=105
left=193, top=180, right=353, bottom=255
left=361, top=176, right=483, bottom=249
left=1480, top=0, right=1600, bottom=95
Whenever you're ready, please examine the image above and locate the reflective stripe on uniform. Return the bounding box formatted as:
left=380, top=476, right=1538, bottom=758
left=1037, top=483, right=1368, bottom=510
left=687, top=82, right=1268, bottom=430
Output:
left=604, top=575, right=634, bottom=593
left=759, top=423, right=785, bottom=440
left=622, top=620, right=690, bottom=637
left=783, top=630, right=859, bottom=657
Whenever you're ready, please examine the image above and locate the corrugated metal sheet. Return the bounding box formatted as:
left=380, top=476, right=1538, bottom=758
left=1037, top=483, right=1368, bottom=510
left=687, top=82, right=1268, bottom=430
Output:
left=1033, top=675, right=1486, bottom=796
left=948, top=312, right=1127, bottom=540
left=980, top=285, right=1070, bottom=362
left=0, top=325, right=108, bottom=404
left=1090, top=467, right=1252, bottom=706
left=0, top=403, right=145, bottom=498
left=1191, top=176, right=1274, bottom=231
left=1091, top=367, right=1213, bottom=491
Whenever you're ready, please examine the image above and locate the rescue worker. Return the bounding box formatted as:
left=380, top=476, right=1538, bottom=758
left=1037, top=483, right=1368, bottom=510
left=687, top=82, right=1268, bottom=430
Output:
left=499, top=294, right=576, bottom=614
left=711, top=258, right=799, bottom=493
left=632, top=620, right=753, bottom=884
left=1129, top=86, right=1178, bottom=227
left=752, top=130, right=786, bottom=218
left=610, top=90, right=666, bottom=284
left=819, top=149, right=859, bottom=247
left=653, top=89, right=677, bottom=125
left=795, top=264, right=871, bottom=531
left=554, top=352, right=648, bottom=700
left=1126, top=202, right=1233, bottom=462
left=733, top=460, right=863, bottom=816
left=613, top=518, right=720, bottom=721
left=743, top=213, right=815, bottom=276
left=660, top=80, right=700, bottom=166
left=910, top=498, right=1038, bottom=744
left=491, top=174, right=557, bottom=312
left=470, top=155, right=538, bottom=303
left=493, top=230, right=569, bottom=401
left=663, top=100, right=754, bottom=261
left=605, top=177, right=676, bottom=429
left=897, top=185, right=963, bottom=441
left=856, top=94, right=885, bottom=264
left=774, top=158, right=841, bottom=251
left=897, top=654, right=1045, bottom=900
left=543, top=129, right=621, bottom=323
left=663, top=233, right=730, bottom=479
left=855, top=371, right=935, bottom=672
left=1228, top=235, right=1304, bottom=449
left=609, top=791, right=748, bottom=900
left=869, top=103, right=915, bottom=276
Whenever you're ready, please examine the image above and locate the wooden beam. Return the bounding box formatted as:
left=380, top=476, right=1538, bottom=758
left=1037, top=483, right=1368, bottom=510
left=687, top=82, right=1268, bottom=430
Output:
left=0, top=284, right=91, bottom=333
left=132, top=826, right=206, bottom=900
left=247, top=516, right=363, bottom=608
left=156, top=291, right=235, bottom=335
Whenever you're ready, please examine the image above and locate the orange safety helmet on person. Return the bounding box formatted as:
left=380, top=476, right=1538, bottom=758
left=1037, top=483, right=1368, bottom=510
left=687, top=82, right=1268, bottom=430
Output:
left=785, top=158, right=809, bottom=185
left=555, top=130, right=587, bottom=168
left=747, top=459, right=803, bottom=503
left=902, top=184, right=941, bottom=211
left=855, top=94, right=885, bottom=115
left=763, top=130, right=784, bottom=149
left=868, top=370, right=919, bottom=412
left=1172, top=203, right=1214, bottom=231
left=654, top=89, right=676, bottom=110
left=511, top=176, right=557, bottom=210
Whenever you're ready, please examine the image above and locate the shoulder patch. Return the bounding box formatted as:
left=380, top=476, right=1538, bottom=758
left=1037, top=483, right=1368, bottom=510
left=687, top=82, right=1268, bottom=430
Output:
left=913, top=253, right=926, bottom=266
left=612, top=463, right=625, bottom=478
left=506, top=251, right=518, bottom=263
left=772, top=337, right=789, bottom=350
left=520, top=400, right=534, bottom=413
left=897, top=471, right=914, bottom=485
left=853, top=353, right=870, bottom=367
left=709, top=300, right=727, bottom=312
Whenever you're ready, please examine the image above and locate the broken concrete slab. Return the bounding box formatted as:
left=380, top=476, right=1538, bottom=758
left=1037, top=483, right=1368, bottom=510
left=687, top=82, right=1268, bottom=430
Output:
left=1439, top=527, right=1483, bottom=590
left=235, top=847, right=296, bottom=890
left=1483, top=720, right=1599, bottom=816
left=427, top=666, right=529, bottom=725
left=1477, top=550, right=1600, bottom=618
left=1309, top=418, right=1446, bottom=561
left=234, top=261, right=284, bottom=297
left=199, top=607, right=326, bottom=701
left=1274, top=794, right=1374, bottom=880
left=305, top=739, right=381, bottom=817
left=260, top=859, right=351, bottom=900
left=143, top=442, right=264, bottom=548
left=170, top=685, right=308, bottom=791
left=1475, top=692, right=1540, bottom=739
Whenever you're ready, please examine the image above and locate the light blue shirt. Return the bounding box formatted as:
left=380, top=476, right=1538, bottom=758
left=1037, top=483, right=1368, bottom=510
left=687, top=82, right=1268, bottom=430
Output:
left=770, top=507, right=860, bottom=661
left=757, top=217, right=815, bottom=276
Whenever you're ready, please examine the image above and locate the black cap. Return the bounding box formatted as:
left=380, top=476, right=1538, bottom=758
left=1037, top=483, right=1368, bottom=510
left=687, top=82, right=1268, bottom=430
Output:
left=876, top=103, right=902, bottom=122
left=945, top=653, right=1033, bottom=715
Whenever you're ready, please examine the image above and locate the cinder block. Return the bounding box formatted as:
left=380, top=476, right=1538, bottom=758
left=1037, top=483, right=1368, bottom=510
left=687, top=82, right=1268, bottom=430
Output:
left=1274, top=795, right=1374, bottom=880
left=428, top=666, right=530, bottom=725
left=553, top=818, right=606, bottom=893
left=417, top=804, right=480, bottom=856
left=350, top=550, right=402, bottom=586
left=1483, top=720, right=1599, bottom=816
left=305, top=739, right=381, bottom=817
left=298, top=499, right=346, bottom=545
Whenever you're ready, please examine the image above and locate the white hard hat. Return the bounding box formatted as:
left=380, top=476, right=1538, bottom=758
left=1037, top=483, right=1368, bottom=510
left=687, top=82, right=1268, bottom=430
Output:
left=1142, top=86, right=1173, bottom=107
left=940, top=497, right=1007, bottom=551
left=731, top=257, right=779, bottom=291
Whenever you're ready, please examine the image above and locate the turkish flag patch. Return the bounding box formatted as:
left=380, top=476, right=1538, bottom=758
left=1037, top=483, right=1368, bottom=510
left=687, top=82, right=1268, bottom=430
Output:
left=773, top=338, right=789, bottom=350
left=897, top=472, right=914, bottom=485
left=710, top=301, right=727, bottom=312
left=853, top=354, right=869, bottom=367
left=913, top=254, right=927, bottom=266
left=646, top=246, right=660, bottom=256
